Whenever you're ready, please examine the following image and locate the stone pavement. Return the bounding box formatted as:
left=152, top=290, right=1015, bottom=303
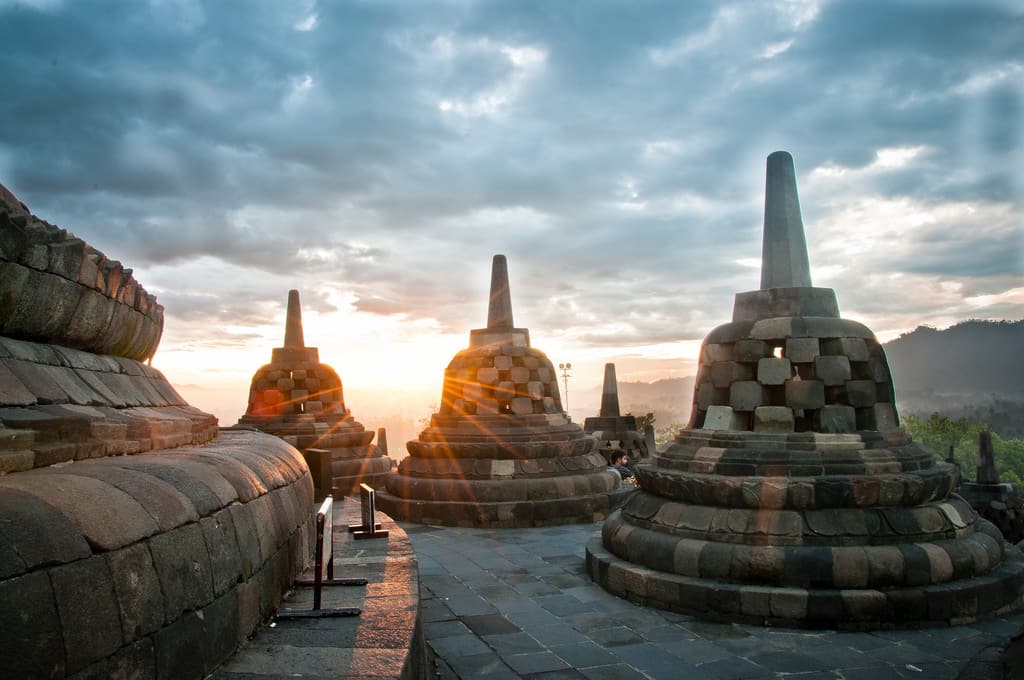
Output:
left=214, top=499, right=427, bottom=679
left=405, top=521, right=1024, bottom=680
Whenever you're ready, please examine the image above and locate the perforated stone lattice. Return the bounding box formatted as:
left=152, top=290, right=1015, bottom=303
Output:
left=247, top=362, right=345, bottom=417
left=440, top=346, right=563, bottom=417
left=692, top=331, right=898, bottom=434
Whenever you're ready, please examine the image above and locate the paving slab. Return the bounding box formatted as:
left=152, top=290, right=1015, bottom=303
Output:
left=405, top=520, right=1024, bottom=680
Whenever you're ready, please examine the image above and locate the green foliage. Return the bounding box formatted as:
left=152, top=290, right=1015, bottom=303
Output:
left=655, top=422, right=687, bottom=447
left=903, top=412, right=1024, bottom=484
left=628, top=412, right=656, bottom=432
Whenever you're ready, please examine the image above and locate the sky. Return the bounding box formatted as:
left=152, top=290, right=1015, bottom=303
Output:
left=1, top=0, right=1021, bottom=434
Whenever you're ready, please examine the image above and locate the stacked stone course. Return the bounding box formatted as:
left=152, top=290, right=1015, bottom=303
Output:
left=378, top=255, right=632, bottom=527
left=586, top=152, right=1024, bottom=629
left=0, top=184, right=315, bottom=678
left=1, top=194, right=163, bottom=361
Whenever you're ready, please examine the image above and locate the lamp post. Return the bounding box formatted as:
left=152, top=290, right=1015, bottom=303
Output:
left=558, top=362, right=572, bottom=413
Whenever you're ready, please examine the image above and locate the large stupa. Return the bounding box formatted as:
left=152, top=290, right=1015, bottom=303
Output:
left=377, top=255, right=632, bottom=527
left=237, top=290, right=390, bottom=497
left=586, top=152, right=1024, bottom=628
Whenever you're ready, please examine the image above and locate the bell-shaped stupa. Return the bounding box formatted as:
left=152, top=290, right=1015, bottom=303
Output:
left=584, top=363, right=645, bottom=465
left=377, top=255, right=632, bottom=527
left=238, top=290, right=390, bottom=496
left=586, top=152, right=1024, bottom=628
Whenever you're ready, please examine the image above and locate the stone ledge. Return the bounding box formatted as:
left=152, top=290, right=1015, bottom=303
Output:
left=216, top=499, right=429, bottom=680
left=377, top=485, right=634, bottom=528
left=0, top=430, right=315, bottom=679
left=586, top=532, right=1024, bottom=630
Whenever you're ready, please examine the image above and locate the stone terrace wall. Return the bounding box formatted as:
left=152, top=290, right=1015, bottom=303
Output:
left=1, top=201, right=163, bottom=362
left=0, top=430, right=314, bottom=679
left=0, top=336, right=218, bottom=472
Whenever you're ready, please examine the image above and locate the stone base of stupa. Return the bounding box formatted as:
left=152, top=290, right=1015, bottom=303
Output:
left=377, top=413, right=634, bottom=527
left=586, top=527, right=1024, bottom=629
left=237, top=412, right=391, bottom=496
left=585, top=428, right=1024, bottom=629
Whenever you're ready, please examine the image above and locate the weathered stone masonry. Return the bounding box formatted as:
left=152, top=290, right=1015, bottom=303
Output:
left=586, top=152, right=1024, bottom=629
left=378, top=255, right=632, bottom=527
left=0, top=184, right=314, bottom=679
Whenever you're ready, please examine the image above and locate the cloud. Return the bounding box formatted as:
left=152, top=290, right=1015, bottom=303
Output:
left=0, top=0, right=1020, bottom=397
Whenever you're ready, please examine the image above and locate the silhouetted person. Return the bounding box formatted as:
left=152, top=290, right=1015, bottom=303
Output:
left=611, top=451, right=633, bottom=481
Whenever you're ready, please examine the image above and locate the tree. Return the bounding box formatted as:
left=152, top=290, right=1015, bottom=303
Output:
left=903, top=412, right=1024, bottom=485
left=628, top=412, right=655, bottom=432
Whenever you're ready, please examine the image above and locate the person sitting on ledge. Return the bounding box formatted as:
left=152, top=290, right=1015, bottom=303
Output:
left=610, top=451, right=633, bottom=481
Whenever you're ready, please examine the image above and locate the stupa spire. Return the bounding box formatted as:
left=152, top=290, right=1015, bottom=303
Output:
left=283, top=289, right=305, bottom=348
left=599, top=363, right=621, bottom=418
left=760, top=151, right=812, bottom=289
left=487, top=254, right=514, bottom=330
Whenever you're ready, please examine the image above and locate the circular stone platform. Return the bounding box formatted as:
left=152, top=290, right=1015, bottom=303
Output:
left=377, top=255, right=633, bottom=527
left=586, top=151, right=1024, bottom=629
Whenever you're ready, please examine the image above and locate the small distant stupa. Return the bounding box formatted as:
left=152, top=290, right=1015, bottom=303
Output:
left=586, top=151, right=1024, bottom=628
left=583, top=363, right=645, bottom=465
left=376, top=255, right=632, bottom=527
left=238, top=290, right=390, bottom=497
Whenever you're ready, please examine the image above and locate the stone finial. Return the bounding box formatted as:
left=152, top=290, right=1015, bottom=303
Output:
left=976, top=430, right=999, bottom=484
left=284, top=289, right=305, bottom=348
left=487, top=255, right=514, bottom=330
left=599, top=363, right=621, bottom=418
left=761, top=151, right=813, bottom=290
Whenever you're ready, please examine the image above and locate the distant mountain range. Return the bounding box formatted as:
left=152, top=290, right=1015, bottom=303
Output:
left=574, top=320, right=1024, bottom=434
left=885, top=320, right=1024, bottom=395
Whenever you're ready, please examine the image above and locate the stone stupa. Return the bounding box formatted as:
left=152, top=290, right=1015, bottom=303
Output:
left=583, top=363, right=646, bottom=465
left=586, top=151, right=1024, bottom=628
left=238, top=290, right=390, bottom=497
left=377, top=255, right=632, bottom=527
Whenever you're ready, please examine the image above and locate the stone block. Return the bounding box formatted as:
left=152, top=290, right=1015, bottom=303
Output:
left=754, top=407, right=794, bottom=433
left=785, top=337, right=820, bottom=363
left=873, top=403, right=899, bottom=431
left=148, top=522, right=215, bottom=620
left=476, top=398, right=500, bottom=414
left=757, top=357, right=791, bottom=385
left=844, top=380, right=877, bottom=407
left=526, top=381, right=544, bottom=400
left=0, top=473, right=157, bottom=550
left=0, top=362, right=36, bottom=406
left=0, top=571, right=64, bottom=678
left=813, top=355, right=851, bottom=385
left=821, top=337, right=869, bottom=362
left=477, top=367, right=499, bottom=385
left=154, top=610, right=206, bottom=680
left=729, top=381, right=764, bottom=411
left=702, top=343, right=734, bottom=364
left=711, top=361, right=755, bottom=388
left=200, top=589, right=240, bottom=671
left=785, top=380, right=824, bottom=409
left=462, top=382, right=485, bottom=403
left=51, top=555, right=124, bottom=673
left=509, top=366, right=530, bottom=383
left=0, top=449, right=33, bottom=473
left=733, top=339, right=769, bottom=362
left=109, top=543, right=165, bottom=642
left=813, top=405, right=857, bottom=433
left=510, top=397, right=534, bottom=415
left=702, top=405, right=745, bottom=431
left=696, top=382, right=726, bottom=410
left=201, top=510, right=243, bottom=596
left=494, top=355, right=513, bottom=370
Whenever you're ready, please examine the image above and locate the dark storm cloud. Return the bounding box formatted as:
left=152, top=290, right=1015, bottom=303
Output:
left=0, top=0, right=1020, bottom=350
